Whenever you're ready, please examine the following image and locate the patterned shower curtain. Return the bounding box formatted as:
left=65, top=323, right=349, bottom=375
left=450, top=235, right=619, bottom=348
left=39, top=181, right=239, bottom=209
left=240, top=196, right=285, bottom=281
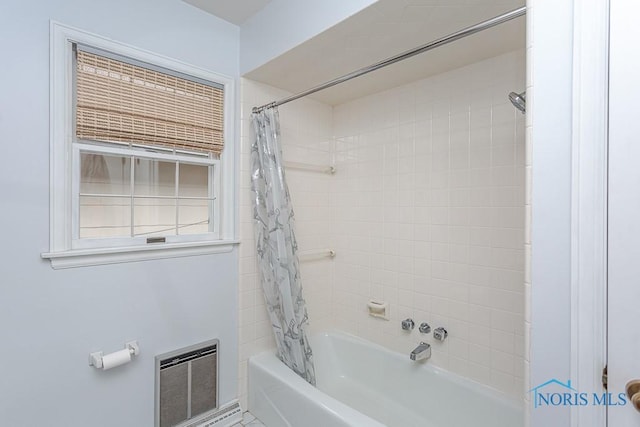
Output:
left=250, top=107, right=316, bottom=386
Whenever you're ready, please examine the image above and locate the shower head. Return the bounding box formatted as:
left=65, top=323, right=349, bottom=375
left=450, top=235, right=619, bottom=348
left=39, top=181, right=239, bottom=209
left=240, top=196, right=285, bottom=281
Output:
left=509, top=91, right=526, bottom=114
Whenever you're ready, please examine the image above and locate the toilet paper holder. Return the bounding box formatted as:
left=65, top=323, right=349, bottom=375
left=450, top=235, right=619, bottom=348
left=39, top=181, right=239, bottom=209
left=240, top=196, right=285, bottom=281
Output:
left=89, top=341, right=140, bottom=370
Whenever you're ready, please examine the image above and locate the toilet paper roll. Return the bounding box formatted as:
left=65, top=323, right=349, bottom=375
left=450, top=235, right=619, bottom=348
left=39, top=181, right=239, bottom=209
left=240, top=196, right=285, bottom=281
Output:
left=101, top=348, right=132, bottom=370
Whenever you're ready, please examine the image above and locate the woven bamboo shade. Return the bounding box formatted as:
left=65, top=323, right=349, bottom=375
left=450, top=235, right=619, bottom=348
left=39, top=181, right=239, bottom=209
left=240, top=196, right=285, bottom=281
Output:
left=76, top=51, right=224, bottom=155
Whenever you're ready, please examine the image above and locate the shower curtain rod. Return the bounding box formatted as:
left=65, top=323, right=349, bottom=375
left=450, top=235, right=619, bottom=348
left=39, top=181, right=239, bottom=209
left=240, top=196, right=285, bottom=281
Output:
left=252, top=6, right=526, bottom=113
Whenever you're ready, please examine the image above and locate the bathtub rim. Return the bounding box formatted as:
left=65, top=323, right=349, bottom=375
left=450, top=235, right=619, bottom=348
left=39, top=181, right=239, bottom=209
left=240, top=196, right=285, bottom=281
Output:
left=250, top=329, right=524, bottom=411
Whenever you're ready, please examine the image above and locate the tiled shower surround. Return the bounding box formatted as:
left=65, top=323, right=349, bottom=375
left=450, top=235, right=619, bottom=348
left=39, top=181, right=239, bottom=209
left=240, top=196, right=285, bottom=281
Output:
left=331, top=49, right=525, bottom=397
left=239, top=49, right=526, bottom=407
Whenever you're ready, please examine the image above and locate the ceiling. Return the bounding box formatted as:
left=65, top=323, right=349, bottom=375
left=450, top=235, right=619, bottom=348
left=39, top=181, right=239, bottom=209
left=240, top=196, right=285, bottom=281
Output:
left=183, top=0, right=272, bottom=25
left=244, top=0, right=525, bottom=105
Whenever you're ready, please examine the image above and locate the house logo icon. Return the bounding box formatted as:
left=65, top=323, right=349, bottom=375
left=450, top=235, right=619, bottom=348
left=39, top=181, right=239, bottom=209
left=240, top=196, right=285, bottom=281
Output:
left=529, top=379, right=576, bottom=408
left=529, top=378, right=627, bottom=408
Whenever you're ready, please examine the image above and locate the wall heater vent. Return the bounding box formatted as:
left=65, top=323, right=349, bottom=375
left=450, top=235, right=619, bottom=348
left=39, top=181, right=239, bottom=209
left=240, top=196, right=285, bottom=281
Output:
left=155, top=339, right=220, bottom=427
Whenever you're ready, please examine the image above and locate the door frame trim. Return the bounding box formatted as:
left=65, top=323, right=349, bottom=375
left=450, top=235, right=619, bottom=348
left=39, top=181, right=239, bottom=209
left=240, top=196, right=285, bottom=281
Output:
left=570, top=0, right=609, bottom=425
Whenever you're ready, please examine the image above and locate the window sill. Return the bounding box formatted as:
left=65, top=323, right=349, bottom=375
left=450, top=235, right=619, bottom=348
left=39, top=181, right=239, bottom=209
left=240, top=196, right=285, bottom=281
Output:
left=41, top=240, right=239, bottom=269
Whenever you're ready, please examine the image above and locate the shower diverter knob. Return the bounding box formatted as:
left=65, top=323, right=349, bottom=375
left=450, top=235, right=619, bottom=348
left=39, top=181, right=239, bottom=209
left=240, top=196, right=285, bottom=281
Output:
left=419, top=322, right=431, bottom=334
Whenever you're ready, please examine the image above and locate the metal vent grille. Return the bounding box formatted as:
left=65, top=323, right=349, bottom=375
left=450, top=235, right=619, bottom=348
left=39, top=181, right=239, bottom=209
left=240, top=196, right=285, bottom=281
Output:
left=155, top=340, right=219, bottom=427
left=183, top=402, right=242, bottom=427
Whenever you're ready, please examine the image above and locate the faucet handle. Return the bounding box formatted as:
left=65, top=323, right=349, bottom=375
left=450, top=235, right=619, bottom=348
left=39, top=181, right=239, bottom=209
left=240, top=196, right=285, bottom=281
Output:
left=418, top=322, right=431, bottom=334
left=401, top=318, right=415, bottom=330
left=433, top=327, right=448, bottom=341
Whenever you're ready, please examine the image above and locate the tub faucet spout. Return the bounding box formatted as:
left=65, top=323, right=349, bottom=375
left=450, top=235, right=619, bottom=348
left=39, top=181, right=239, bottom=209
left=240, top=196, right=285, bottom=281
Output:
left=410, top=342, right=431, bottom=361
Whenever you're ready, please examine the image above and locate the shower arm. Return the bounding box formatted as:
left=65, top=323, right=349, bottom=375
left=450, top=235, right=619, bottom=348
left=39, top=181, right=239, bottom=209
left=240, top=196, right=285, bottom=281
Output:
left=252, top=6, right=526, bottom=113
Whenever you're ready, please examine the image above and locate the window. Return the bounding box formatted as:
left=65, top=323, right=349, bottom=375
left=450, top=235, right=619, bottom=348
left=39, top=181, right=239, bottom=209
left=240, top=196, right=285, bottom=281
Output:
left=44, top=23, right=236, bottom=268
left=73, top=47, right=222, bottom=245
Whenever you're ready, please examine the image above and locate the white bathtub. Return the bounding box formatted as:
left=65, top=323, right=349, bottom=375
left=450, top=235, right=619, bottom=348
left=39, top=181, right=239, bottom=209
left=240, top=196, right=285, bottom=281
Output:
left=248, top=331, right=523, bottom=427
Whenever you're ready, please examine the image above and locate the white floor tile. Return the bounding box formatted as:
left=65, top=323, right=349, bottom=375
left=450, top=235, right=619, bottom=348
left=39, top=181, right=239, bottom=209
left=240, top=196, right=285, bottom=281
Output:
left=242, top=411, right=256, bottom=424
left=240, top=411, right=265, bottom=427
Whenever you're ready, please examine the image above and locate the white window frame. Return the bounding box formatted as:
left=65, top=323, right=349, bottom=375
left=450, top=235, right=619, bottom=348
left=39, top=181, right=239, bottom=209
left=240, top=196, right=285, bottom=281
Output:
left=43, top=22, right=238, bottom=269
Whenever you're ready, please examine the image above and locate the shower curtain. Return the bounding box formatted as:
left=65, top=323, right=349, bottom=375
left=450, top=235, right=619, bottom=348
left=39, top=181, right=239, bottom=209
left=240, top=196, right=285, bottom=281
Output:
left=250, top=107, right=316, bottom=386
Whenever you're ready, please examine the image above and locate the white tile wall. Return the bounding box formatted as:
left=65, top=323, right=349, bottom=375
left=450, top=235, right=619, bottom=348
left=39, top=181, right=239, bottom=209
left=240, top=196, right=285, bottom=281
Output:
left=330, top=50, right=526, bottom=399
left=238, top=79, right=334, bottom=409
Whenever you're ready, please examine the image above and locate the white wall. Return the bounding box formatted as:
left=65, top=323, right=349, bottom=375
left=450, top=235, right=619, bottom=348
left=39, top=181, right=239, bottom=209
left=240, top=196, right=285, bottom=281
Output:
left=523, top=2, right=534, bottom=422
left=238, top=79, right=334, bottom=409
left=0, top=1, right=240, bottom=425
left=331, top=50, right=526, bottom=399
left=239, top=0, right=378, bottom=74
left=527, top=0, right=574, bottom=425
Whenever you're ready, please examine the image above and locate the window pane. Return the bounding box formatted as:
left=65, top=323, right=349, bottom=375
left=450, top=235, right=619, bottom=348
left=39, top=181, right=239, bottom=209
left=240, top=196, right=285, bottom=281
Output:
left=79, top=153, right=131, bottom=239
left=134, top=198, right=177, bottom=237
left=179, top=163, right=209, bottom=198
left=79, top=196, right=131, bottom=238
left=78, top=154, right=214, bottom=240
left=178, top=199, right=210, bottom=235
left=134, top=159, right=175, bottom=197
left=80, top=153, right=130, bottom=195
